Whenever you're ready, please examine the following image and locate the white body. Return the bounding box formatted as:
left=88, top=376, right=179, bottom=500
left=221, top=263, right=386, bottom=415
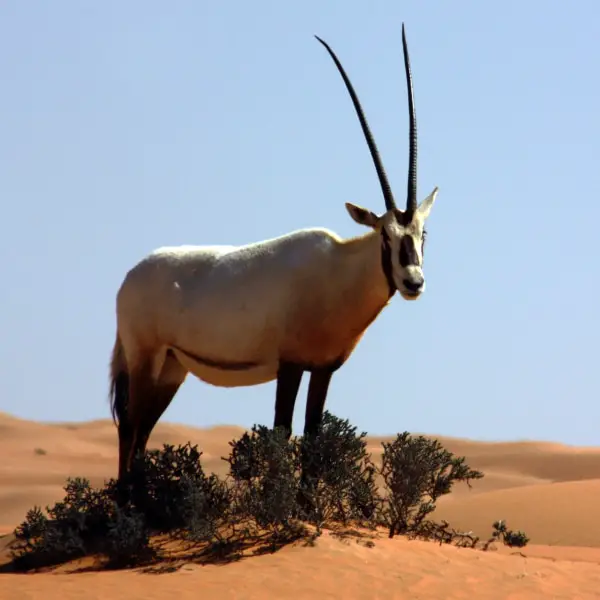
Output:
left=115, top=224, right=393, bottom=389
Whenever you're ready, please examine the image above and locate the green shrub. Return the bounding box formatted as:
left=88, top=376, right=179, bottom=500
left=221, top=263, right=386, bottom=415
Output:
left=224, top=424, right=301, bottom=535
left=378, top=432, right=484, bottom=537
left=104, top=506, right=151, bottom=567
left=11, top=478, right=153, bottom=569
left=10, top=412, right=528, bottom=571
left=484, top=519, right=530, bottom=549
left=128, top=442, right=227, bottom=537
left=297, top=412, right=379, bottom=530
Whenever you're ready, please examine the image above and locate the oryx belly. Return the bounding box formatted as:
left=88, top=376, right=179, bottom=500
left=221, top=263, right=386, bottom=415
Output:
left=168, top=349, right=278, bottom=387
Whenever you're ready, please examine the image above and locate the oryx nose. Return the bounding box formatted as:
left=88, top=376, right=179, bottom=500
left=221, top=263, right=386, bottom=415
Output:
left=403, top=277, right=424, bottom=293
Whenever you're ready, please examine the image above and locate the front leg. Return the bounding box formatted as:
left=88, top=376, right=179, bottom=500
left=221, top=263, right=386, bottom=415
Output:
left=298, top=367, right=335, bottom=510
left=273, top=361, right=304, bottom=438
left=304, top=367, right=334, bottom=436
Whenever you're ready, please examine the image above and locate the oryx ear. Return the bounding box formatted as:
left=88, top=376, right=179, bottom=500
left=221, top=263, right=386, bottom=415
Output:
left=416, top=187, right=439, bottom=220
left=345, top=202, right=381, bottom=228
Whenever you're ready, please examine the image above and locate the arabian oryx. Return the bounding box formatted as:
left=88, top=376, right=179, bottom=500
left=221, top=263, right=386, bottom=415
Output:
left=109, top=23, right=439, bottom=488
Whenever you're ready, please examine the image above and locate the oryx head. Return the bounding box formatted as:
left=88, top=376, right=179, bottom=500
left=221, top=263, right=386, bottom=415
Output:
left=316, top=24, right=438, bottom=301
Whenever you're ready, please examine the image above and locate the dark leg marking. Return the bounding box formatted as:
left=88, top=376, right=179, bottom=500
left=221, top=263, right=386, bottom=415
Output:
left=116, top=353, right=188, bottom=509
left=273, top=361, right=304, bottom=438
left=133, top=351, right=186, bottom=457
left=125, top=362, right=156, bottom=475
left=114, top=364, right=154, bottom=507
left=304, top=368, right=334, bottom=436
left=113, top=361, right=154, bottom=496
left=116, top=420, right=136, bottom=508
left=126, top=381, right=182, bottom=512
left=117, top=417, right=134, bottom=484
left=111, top=372, right=132, bottom=484
left=133, top=382, right=182, bottom=459
left=298, top=367, right=335, bottom=509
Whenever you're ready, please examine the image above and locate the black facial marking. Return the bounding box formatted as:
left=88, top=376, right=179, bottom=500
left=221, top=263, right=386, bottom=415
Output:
left=393, top=208, right=413, bottom=227
left=380, top=228, right=396, bottom=298
left=399, top=234, right=419, bottom=267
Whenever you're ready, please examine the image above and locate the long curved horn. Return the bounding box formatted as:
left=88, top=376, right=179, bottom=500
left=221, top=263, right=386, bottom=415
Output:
left=402, top=23, right=417, bottom=215
left=315, top=35, right=397, bottom=211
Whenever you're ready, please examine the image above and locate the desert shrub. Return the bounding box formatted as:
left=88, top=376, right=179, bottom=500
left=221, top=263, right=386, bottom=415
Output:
left=483, top=519, right=530, bottom=549
left=11, top=412, right=531, bottom=571
left=178, top=472, right=232, bottom=544
left=11, top=446, right=230, bottom=570
left=129, top=442, right=230, bottom=539
left=224, top=425, right=301, bottom=536
left=222, top=414, right=381, bottom=535
left=103, top=506, right=152, bottom=566
left=378, top=432, right=484, bottom=538
left=297, top=412, right=380, bottom=530
left=11, top=478, right=152, bottom=569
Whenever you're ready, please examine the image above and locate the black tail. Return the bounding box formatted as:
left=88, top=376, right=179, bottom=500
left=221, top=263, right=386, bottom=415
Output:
left=110, top=371, right=129, bottom=426
left=109, top=333, right=129, bottom=426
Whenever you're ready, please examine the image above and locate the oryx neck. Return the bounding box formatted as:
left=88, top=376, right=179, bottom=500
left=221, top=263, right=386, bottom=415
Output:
left=342, top=231, right=395, bottom=304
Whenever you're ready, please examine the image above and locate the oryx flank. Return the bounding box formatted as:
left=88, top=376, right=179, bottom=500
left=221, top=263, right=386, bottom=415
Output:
left=109, top=23, right=439, bottom=487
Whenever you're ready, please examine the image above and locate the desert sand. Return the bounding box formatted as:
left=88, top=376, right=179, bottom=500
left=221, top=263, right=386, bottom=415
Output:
left=1, top=411, right=600, bottom=599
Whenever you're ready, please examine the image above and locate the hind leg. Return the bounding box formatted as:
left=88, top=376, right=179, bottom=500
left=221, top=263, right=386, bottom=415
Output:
left=132, top=350, right=187, bottom=459
left=116, top=356, right=155, bottom=486
left=116, top=350, right=185, bottom=503
left=121, top=351, right=186, bottom=509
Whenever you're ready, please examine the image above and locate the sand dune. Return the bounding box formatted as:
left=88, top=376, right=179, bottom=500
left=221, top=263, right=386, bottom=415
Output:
left=1, top=411, right=600, bottom=598
left=436, top=479, right=600, bottom=547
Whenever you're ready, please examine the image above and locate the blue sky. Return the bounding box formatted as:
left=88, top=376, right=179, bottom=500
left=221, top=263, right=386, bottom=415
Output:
left=1, top=1, right=599, bottom=445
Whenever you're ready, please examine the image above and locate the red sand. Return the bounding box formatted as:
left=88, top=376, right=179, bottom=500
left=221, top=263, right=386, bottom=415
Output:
left=1, top=412, right=599, bottom=599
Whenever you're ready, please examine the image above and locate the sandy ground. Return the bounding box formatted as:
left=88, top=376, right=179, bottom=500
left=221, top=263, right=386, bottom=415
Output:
left=1, top=411, right=600, bottom=599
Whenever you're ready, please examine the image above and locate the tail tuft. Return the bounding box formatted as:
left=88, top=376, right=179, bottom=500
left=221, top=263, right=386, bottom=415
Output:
left=109, top=334, right=129, bottom=426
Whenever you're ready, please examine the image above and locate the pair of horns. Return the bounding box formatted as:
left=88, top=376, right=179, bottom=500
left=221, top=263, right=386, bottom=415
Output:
left=315, top=23, right=417, bottom=216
